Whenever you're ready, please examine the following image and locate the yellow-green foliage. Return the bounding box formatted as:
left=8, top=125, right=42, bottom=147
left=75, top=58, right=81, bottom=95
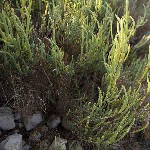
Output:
left=0, top=0, right=149, bottom=149
left=0, top=0, right=33, bottom=72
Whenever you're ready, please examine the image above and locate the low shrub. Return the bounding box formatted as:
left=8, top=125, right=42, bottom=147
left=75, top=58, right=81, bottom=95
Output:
left=0, top=0, right=149, bottom=149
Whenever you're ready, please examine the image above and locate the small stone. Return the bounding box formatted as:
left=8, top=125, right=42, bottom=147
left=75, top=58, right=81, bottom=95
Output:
left=0, top=107, right=15, bottom=131
left=47, top=114, right=61, bottom=129
left=0, top=133, right=22, bottom=150
left=49, top=137, right=67, bottom=150
left=23, top=111, right=43, bottom=131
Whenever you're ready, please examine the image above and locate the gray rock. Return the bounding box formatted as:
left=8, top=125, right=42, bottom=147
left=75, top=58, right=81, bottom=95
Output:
left=49, top=137, right=67, bottom=150
left=0, top=133, right=22, bottom=150
left=47, top=115, right=61, bottom=129
left=0, top=107, right=15, bottom=131
left=23, top=111, right=43, bottom=131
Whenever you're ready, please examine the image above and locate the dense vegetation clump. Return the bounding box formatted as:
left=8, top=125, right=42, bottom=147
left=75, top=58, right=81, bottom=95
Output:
left=0, top=0, right=150, bottom=149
